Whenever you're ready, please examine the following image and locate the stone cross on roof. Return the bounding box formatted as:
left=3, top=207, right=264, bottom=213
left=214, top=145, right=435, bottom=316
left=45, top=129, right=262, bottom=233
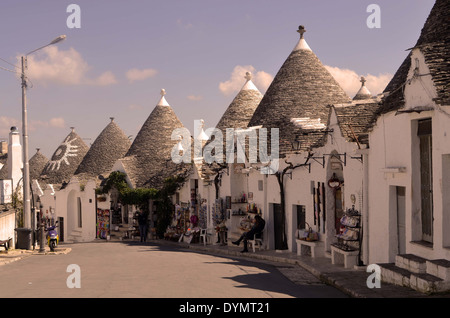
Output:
left=360, top=76, right=366, bottom=86
left=297, top=25, right=306, bottom=38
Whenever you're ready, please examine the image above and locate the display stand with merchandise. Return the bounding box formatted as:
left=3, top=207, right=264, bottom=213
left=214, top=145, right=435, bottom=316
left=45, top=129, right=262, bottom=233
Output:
left=330, top=206, right=362, bottom=268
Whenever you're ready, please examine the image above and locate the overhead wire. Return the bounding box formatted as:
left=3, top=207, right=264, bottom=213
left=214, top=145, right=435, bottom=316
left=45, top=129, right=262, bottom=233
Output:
left=0, top=56, right=21, bottom=70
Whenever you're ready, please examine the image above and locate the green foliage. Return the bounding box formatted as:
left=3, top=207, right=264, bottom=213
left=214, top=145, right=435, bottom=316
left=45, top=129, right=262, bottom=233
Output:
left=154, top=175, right=187, bottom=238
left=97, top=171, right=129, bottom=195
left=120, top=187, right=158, bottom=208
left=97, top=171, right=188, bottom=238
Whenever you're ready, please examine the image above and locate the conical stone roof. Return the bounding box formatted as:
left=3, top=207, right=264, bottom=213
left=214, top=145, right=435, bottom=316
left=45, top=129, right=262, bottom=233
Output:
left=380, top=0, right=450, bottom=114
left=29, top=148, right=48, bottom=181
left=74, top=118, right=131, bottom=178
left=216, top=72, right=263, bottom=131
left=121, top=89, right=189, bottom=189
left=248, top=25, right=351, bottom=155
left=207, top=72, right=263, bottom=164
left=40, top=128, right=89, bottom=185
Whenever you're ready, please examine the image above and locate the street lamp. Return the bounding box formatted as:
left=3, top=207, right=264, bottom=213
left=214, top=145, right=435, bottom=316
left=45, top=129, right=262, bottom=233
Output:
left=20, top=35, right=66, bottom=247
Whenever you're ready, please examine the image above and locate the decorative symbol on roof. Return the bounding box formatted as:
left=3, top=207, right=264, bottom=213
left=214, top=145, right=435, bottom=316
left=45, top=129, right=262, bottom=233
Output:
left=161, top=89, right=166, bottom=96
left=46, top=135, right=79, bottom=171
left=245, top=72, right=252, bottom=81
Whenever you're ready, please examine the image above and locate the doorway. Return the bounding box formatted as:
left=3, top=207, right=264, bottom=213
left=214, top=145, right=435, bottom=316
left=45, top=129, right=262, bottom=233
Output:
left=396, top=187, right=406, bottom=254
left=58, top=217, right=64, bottom=242
left=273, top=203, right=283, bottom=250
left=295, top=205, right=306, bottom=230
left=418, top=119, right=433, bottom=243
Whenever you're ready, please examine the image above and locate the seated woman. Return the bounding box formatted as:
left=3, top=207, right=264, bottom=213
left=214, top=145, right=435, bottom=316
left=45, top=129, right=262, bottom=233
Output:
left=232, top=215, right=265, bottom=253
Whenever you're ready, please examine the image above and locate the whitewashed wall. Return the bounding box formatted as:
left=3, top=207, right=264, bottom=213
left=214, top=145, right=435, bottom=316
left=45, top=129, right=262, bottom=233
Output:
left=367, top=48, right=450, bottom=263
left=0, top=210, right=15, bottom=250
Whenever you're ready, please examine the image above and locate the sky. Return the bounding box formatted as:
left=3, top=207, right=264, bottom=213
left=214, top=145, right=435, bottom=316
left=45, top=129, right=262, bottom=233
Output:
left=0, top=0, right=436, bottom=158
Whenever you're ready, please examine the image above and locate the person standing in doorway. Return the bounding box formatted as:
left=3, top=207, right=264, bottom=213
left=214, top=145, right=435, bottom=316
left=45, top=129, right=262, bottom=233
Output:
left=138, top=211, right=149, bottom=242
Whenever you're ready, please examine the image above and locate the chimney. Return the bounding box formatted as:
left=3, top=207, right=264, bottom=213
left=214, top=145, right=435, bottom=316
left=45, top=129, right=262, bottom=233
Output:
left=7, top=127, right=23, bottom=191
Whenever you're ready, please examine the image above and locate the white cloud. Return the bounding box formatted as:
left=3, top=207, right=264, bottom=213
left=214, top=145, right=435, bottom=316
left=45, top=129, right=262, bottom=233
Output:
left=0, top=116, right=65, bottom=138
left=127, top=104, right=143, bottom=111
left=29, top=117, right=66, bottom=131
left=176, top=19, right=193, bottom=29
left=23, top=46, right=117, bottom=86
left=49, top=117, right=65, bottom=128
left=87, top=71, right=118, bottom=86
left=219, top=65, right=273, bottom=96
left=0, top=116, right=20, bottom=139
left=187, top=95, right=203, bottom=101
left=126, top=68, right=158, bottom=83
left=324, top=65, right=392, bottom=98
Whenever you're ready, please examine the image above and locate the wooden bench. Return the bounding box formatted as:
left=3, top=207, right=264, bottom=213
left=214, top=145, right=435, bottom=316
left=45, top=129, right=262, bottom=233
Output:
left=331, top=244, right=359, bottom=269
left=0, top=238, right=11, bottom=252
left=296, top=239, right=324, bottom=258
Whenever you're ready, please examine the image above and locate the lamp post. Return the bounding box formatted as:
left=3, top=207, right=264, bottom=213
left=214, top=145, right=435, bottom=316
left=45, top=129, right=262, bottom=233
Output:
left=20, top=35, right=66, bottom=243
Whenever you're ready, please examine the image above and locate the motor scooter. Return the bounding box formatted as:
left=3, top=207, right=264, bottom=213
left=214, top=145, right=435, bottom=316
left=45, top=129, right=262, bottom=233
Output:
left=46, top=221, right=59, bottom=252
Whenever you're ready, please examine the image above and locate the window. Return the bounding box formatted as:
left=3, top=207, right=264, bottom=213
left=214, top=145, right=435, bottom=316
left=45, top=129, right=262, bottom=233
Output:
left=77, top=197, right=82, bottom=228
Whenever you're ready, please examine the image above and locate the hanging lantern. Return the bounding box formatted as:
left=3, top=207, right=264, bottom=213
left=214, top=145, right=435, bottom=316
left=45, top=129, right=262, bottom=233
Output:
left=327, top=173, right=342, bottom=189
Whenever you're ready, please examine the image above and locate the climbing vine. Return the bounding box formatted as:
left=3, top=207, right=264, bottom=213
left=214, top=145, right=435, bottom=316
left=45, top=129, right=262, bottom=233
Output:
left=96, top=171, right=188, bottom=238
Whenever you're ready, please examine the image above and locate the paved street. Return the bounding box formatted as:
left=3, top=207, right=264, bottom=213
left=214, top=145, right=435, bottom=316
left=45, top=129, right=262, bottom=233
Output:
left=0, top=241, right=347, bottom=298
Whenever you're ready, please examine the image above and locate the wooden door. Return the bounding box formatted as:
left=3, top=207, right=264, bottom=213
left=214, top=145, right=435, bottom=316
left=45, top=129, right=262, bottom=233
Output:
left=418, top=119, right=433, bottom=243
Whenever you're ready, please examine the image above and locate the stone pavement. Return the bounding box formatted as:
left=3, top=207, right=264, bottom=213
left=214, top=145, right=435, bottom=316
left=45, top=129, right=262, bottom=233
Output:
left=160, top=239, right=450, bottom=298
left=0, top=245, right=71, bottom=266
left=1, top=238, right=449, bottom=298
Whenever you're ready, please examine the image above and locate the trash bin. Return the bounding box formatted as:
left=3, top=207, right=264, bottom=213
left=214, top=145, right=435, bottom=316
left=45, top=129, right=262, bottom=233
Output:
left=15, top=228, right=32, bottom=250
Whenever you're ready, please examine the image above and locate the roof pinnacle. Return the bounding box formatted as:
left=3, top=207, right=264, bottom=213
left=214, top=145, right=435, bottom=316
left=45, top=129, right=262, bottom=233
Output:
left=353, top=76, right=372, bottom=100
left=292, top=24, right=311, bottom=52
left=241, top=71, right=259, bottom=91
left=297, top=25, right=306, bottom=38
left=157, top=88, right=170, bottom=106
left=360, top=76, right=367, bottom=86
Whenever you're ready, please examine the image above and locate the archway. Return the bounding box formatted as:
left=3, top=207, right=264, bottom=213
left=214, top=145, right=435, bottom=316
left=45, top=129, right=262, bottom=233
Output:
left=67, top=189, right=78, bottom=236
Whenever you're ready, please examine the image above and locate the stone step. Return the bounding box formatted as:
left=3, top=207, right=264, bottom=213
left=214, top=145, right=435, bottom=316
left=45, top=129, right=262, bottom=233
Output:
left=426, top=259, right=450, bottom=281
left=379, top=262, right=450, bottom=294
left=395, top=253, right=427, bottom=274
left=410, top=272, right=450, bottom=294
left=379, top=263, right=411, bottom=287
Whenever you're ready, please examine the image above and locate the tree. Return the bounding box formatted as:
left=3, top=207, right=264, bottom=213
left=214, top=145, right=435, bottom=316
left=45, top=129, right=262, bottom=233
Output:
left=274, top=154, right=312, bottom=250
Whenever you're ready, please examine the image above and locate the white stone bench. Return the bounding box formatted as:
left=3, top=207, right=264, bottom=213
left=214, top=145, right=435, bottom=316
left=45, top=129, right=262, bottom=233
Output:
left=331, top=245, right=359, bottom=269
left=296, top=239, right=324, bottom=258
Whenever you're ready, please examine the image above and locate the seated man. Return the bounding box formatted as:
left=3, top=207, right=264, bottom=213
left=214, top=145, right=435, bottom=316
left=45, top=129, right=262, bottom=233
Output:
left=232, top=215, right=265, bottom=253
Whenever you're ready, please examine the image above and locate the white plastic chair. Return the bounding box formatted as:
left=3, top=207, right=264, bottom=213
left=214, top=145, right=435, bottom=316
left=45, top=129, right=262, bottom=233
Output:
left=200, top=228, right=208, bottom=246
left=248, top=232, right=264, bottom=252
